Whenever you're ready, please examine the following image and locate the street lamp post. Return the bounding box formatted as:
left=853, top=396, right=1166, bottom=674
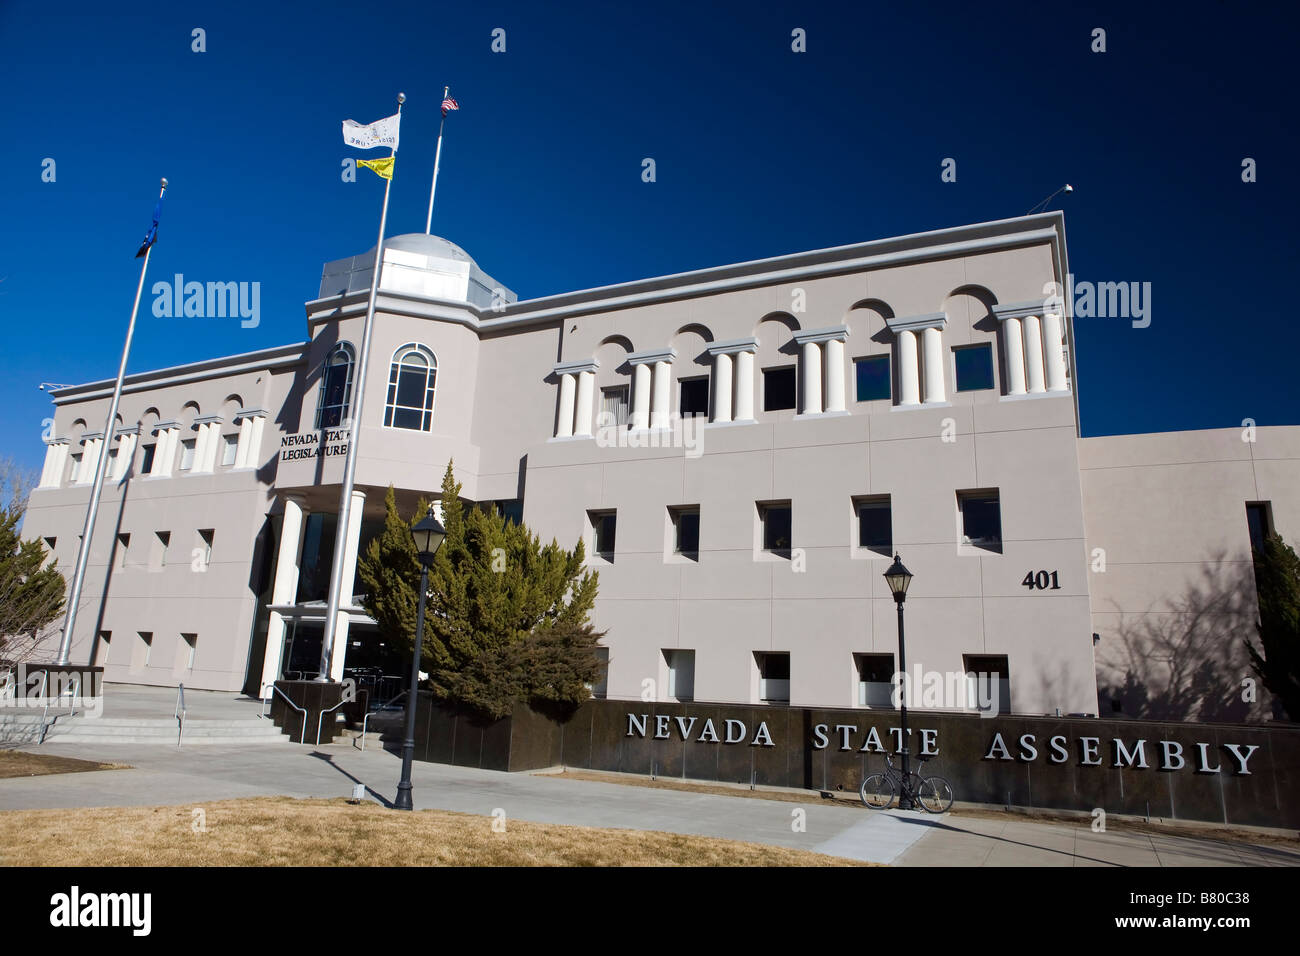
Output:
left=394, top=506, right=446, bottom=812
left=883, top=553, right=914, bottom=810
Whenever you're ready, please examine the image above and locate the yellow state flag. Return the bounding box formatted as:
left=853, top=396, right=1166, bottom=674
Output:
left=357, top=157, right=395, bottom=180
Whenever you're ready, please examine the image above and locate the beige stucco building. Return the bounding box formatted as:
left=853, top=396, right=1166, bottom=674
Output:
left=21, top=214, right=1297, bottom=720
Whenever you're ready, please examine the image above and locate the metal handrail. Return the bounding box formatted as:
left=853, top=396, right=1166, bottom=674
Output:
left=360, top=691, right=408, bottom=751
left=315, top=695, right=351, bottom=746
left=175, top=683, right=186, bottom=747
left=37, top=671, right=50, bottom=744
left=269, top=684, right=308, bottom=743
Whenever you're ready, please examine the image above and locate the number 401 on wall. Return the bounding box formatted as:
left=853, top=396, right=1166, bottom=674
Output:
left=1022, top=570, right=1061, bottom=590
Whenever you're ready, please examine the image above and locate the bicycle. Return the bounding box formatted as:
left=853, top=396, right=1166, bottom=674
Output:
left=859, top=751, right=954, bottom=813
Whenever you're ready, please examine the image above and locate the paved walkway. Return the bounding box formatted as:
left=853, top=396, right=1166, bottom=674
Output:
left=3, top=736, right=1295, bottom=866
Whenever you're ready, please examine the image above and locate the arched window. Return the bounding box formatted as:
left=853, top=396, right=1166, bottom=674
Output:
left=384, top=343, right=437, bottom=431
left=315, top=343, right=356, bottom=429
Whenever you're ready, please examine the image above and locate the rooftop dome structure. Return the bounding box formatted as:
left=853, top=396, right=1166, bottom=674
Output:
left=319, top=233, right=516, bottom=310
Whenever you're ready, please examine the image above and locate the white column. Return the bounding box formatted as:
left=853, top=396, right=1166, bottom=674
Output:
left=233, top=416, right=254, bottom=468
left=801, top=340, right=822, bottom=414
left=555, top=373, right=576, bottom=438
left=922, top=326, right=946, bottom=404
left=651, top=359, right=671, bottom=429
left=824, top=338, right=846, bottom=413
left=1023, top=315, right=1046, bottom=394
left=260, top=495, right=307, bottom=696
left=712, top=352, right=733, bottom=423
left=114, top=432, right=139, bottom=480
left=734, top=349, right=754, bottom=421
left=1042, top=312, right=1069, bottom=391
left=898, top=330, right=920, bottom=405
left=574, top=370, right=595, bottom=437
left=1002, top=317, right=1028, bottom=396
left=631, top=363, right=652, bottom=429
left=328, top=489, right=367, bottom=682
left=247, top=415, right=266, bottom=465
left=79, top=438, right=103, bottom=484
left=157, top=428, right=178, bottom=477
left=39, top=442, right=67, bottom=488
left=200, top=422, right=223, bottom=472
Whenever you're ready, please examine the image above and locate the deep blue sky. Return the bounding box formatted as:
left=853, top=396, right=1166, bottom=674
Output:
left=2, top=0, right=1296, bottom=472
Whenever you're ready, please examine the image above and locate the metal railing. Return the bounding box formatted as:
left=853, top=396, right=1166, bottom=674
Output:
left=315, top=696, right=351, bottom=746
left=360, top=691, right=408, bottom=751
left=267, top=684, right=308, bottom=743
left=175, top=683, right=186, bottom=747
left=38, top=672, right=82, bottom=745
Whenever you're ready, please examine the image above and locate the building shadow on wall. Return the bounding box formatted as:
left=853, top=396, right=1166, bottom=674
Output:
left=1095, top=553, right=1267, bottom=723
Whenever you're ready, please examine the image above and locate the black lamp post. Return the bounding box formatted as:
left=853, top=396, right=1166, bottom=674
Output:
left=883, top=553, right=914, bottom=809
left=394, top=506, right=446, bottom=812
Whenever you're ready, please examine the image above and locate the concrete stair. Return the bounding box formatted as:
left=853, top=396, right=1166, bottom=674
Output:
left=33, top=715, right=291, bottom=746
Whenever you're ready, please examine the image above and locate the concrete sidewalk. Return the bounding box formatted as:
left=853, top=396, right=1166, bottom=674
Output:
left=2, top=738, right=1295, bottom=866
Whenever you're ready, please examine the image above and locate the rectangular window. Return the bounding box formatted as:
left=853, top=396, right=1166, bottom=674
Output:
left=178, top=633, right=197, bottom=672
left=198, top=529, right=214, bottom=567
left=116, top=533, right=130, bottom=571
left=179, top=438, right=196, bottom=471
left=679, top=377, right=709, bottom=418
left=221, top=434, right=238, bottom=466
left=954, top=343, right=996, bottom=392
left=757, top=652, right=790, bottom=703
left=133, top=631, right=153, bottom=670
left=153, top=531, right=171, bottom=569
left=140, top=442, right=156, bottom=475
left=92, top=631, right=111, bottom=667
left=664, top=649, right=695, bottom=701
left=763, top=366, right=797, bottom=411
left=964, top=654, right=1011, bottom=714
left=600, top=385, right=630, bottom=427
left=106, top=448, right=120, bottom=478
left=69, top=453, right=83, bottom=482
left=958, top=490, right=1002, bottom=552
left=854, top=495, right=892, bottom=555
left=43, top=536, right=56, bottom=553
left=591, top=647, right=609, bottom=699
left=492, top=500, right=524, bottom=525
left=671, top=506, right=700, bottom=559
left=855, top=355, right=891, bottom=402
left=759, top=501, right=793, bottom=556
left=1246, top=501, right=1274, bottom=552
left=856, top=653, right=895, bottom=707
left=589, top=510, right=617, bottom=560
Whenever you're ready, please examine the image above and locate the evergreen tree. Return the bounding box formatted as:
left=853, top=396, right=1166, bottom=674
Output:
left=359, top=463, right=606, bottom=720
left=0, top=506, right=66, bottom=656
left=1245, top=534, right=1300, bottom=721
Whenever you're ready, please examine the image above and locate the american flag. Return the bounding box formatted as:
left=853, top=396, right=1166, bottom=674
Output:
left=441, top=95, right=459, bottom=117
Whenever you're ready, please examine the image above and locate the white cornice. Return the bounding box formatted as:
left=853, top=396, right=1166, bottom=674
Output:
left=705, top=337, right=760, bottom=356
left=886, top=312, right=947, bottom=334
left=792, top=326, right=849, bottom=346
left=553, top=359, right=599, bottom=376
left=627, top=348, right=677, bottom=366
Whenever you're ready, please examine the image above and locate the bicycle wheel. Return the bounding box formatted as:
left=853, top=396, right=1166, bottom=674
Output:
left=859, top=773, right=896, bottom=809
left=917, top=776, right=954, bottom=813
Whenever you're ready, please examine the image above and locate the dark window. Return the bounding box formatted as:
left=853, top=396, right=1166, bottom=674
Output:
left=493, top=500, right=524, bottom=525
left=140, top=442, right=156, bottom=474
left=856, top=496, right=892, bottom=554
left=763, top=367, right=797, bottom=411
left=679, top=378, right=709, bottom=417
left=954, top=343, right=995, bottom=392
left=760, top=502, right=793, bottom=555
left=757, top=652, right=790, bottom=703
left=316, top=344, right=355, bottom=429
left=1246, top=502, right=1274, bottom=552
left=857, top=654, right=895, bottom=684
left=384, top=344, right=436, bottom=431
left=855, top=355, right=891, bottom=402
left=591, top=511, right=617, bottom=558
left=959, top=490, right=1001, bottom=551
left=672, top=507, right=700, bottom=558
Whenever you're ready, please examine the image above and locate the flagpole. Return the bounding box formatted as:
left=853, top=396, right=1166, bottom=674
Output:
left=55, top=178, right=168, bottom=665
left=424, top=86, right=449, bottom=234
left=317, top=93, right=404, bottom=683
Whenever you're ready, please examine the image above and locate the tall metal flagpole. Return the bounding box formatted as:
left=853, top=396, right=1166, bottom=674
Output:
left=317, top=93, right=404, bottom=682
left=424, top=86, right=450, bottom=234
left=55, top=178, right=168, bottom=665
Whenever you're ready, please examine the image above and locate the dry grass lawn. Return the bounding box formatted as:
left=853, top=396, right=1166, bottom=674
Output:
left=0, top=796, right=868, bottom=867
left=0, top=749, right=128, bottom=778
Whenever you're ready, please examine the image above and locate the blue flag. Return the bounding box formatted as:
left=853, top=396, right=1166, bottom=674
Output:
left=135, top=194, right=163, bottom=258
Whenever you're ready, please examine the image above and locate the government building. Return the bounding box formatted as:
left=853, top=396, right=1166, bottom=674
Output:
left=23, top=213, right=1298, bottom=721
